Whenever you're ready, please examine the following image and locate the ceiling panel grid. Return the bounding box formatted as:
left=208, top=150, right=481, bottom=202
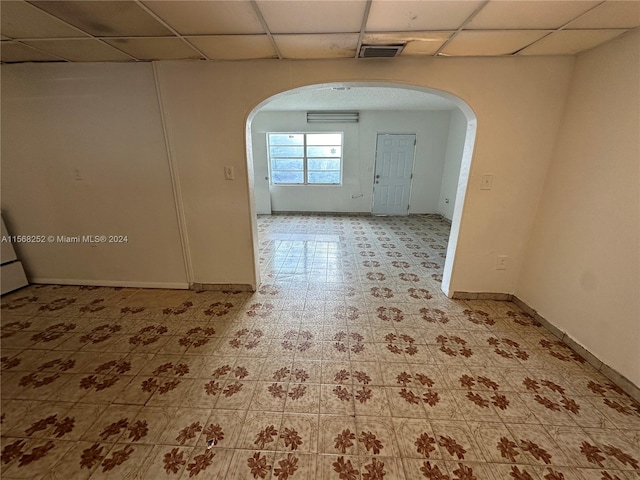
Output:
left=0, top=0, right=638, bottom=63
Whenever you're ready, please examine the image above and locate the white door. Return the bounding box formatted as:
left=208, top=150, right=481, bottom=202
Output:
left=254, top=173, right=272, bottom=215
left=372, top=134, right=416, bottom=215
left=253, top=136, right=272, bottom=214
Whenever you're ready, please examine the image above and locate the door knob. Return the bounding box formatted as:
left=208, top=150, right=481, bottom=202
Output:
left=375, top=175, right=380, bottom=178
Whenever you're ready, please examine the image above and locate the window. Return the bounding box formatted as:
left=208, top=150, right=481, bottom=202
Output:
left=268, top=132, right=342, bottom=185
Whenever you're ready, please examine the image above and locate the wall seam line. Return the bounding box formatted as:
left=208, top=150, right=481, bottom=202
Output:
left=151, top=62, right=195, bottom=286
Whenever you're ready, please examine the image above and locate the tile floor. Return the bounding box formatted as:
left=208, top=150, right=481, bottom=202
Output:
left=1, top=213, right=639, bottom=480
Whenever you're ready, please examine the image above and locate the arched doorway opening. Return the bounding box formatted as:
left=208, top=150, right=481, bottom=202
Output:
left=245, top=82, right=477, bottom=297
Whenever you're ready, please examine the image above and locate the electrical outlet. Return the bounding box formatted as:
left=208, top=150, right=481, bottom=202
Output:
left=496, top=255, right=508, bottom=270
left=224, top=166, right=234, bottom=180
left=481, top=174, right=493, bottom=190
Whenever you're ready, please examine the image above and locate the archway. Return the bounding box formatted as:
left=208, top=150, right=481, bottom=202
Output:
left=245, top=82, right=477, bottom=297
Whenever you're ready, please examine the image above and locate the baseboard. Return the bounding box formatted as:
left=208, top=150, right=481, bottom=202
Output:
left=30, top=278, right=256, bottom=293
left=451, top=291, right=512, bottom=301
left=267, top=212, right=449, bottom=218
left=269, top=211, right=370, bottom=216
left=509, top=295, right=639, bottom=403
left=452, top=291, right=639, bottom=402
left=30, top=278, right=189, bottom=290
left=190, top=283, right=255, bottom=292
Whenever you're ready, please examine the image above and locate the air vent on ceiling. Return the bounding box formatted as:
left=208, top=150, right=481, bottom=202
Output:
left=307, top=111, right=359, bottom=123
left=359, top=44, right=405, bottom=58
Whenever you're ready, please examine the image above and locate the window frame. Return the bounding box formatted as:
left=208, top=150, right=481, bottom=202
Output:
left=267, top=132, right=343, bottom=186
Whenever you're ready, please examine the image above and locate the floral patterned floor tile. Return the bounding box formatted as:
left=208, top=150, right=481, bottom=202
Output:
left=237, top=412, right=284, bottom=451
left=428, top=420, right=484, bottom=463
left=194, top=409, right=247, bottom=451
left=357, top=456, right=405, bottom=480
left=353, top=417, right=399, bottom=458
left=39, top=440, right=116, bottom=480
left=133, top=443, right=194, bottom=479
left=84, top=443, right=154, bottom=479
left=2, top=214, right=639, bottom=479
left=79, top=404, right=144, bottom=444
left=489, top=463, right=544, bottom=479
left=227, top=449, right=277, bottom=479
left=402, top=457, right=492, bottom=480
left=1, top=438, right=76, bottom=479
left=578, top=468, right=639, bottom=479
left=152, top=407, right=211, bottom=448
left=317, top=454, right=362, bottom=480
left=175, top=445, right=235, bottom=479
left=275, top=414, right=319, bottom=454
left=392, top=417, right=442, bottom=461
left=250, top=381, right=291, bottom=412
left=504, top=423, right=575, bottom=467
left=319, top=384, right=356, bottom=416
left=318, top=416, right=360, bottom=456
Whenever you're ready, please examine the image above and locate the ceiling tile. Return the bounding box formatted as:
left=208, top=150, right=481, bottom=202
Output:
left=466, top=1, right=599, bottom=30
left=441, top=30, right=550, bottom=56
left=363, top=32, right=452, bottom=56
left=142, top=1, right=264, bottom=35
left=22, top=39, right=134, bottom=62
left=566, top=0, right=640, bottom=29
left=1, top=0, right=88, bottom=39
left=256, top=1, right=367, bottom=34
left=187, top=35, right=276, bottom=60
left=274, top=34, right=359, bottom=59
left=0, top=41, right=64, bottom=62
left=367, top=1, right=485, bottom=31
left=103, top=37, right=203, bottom=60
left=519, top=29, right=629, bottom=55
left=30, top=1, right=173, bottom=37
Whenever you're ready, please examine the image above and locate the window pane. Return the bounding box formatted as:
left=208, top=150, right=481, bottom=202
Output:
left=267, top=132, right=343, bottom=186
left=272, top=158, right=303, bottom=170
left=307, top=146, right=341, bottom=158
left=268, top=134, right=303, bottom=145
left=307, top=133, right=342, bottom=146
left=272, top=171, right=304, bottom=184
left=308, top=171, right=341, bottom=184
left=308, top=158, right=340, bottom=170
left=270, top=146, right=304, bottom=157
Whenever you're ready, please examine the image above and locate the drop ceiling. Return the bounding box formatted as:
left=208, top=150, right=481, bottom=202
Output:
left=1, top=0, right=638, bottom=63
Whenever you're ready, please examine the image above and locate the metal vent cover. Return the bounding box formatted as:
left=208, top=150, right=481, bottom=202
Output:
left=307, top=111, right=359, bottom=123
left=359, top=44, right=405, bottom=58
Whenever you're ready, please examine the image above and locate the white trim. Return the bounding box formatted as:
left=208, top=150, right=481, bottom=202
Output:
left=244, top=113, right=261, bottom=290
left=246, top=81, right=478, bottom=296
left=29, top=278, right=189, bottom=290
left=441, top=117, right=478, bottom=297
left=152, top=62, right=194, bottom=284
left=267, top=132, right=344, bottom=186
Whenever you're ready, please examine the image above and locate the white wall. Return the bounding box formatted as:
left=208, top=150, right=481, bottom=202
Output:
left=2, top=55, right=575, bottom=293
left=438, top=109, right=468, bottom=220
left=0, top=63, right=188, bottom=288
left=251, top=109, right=453, bottom=214
left=517, top=31, right=640, bottom=387
left=363, top=110, right=452, bottom=215
left=251, top=111, right=360, bottom=213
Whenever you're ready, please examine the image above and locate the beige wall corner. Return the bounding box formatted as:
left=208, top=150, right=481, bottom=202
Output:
left=517, top=30, right=640, bottom=387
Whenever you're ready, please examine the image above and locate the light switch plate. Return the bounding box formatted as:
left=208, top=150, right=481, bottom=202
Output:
left=481, top=174, right=493, bottom=190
